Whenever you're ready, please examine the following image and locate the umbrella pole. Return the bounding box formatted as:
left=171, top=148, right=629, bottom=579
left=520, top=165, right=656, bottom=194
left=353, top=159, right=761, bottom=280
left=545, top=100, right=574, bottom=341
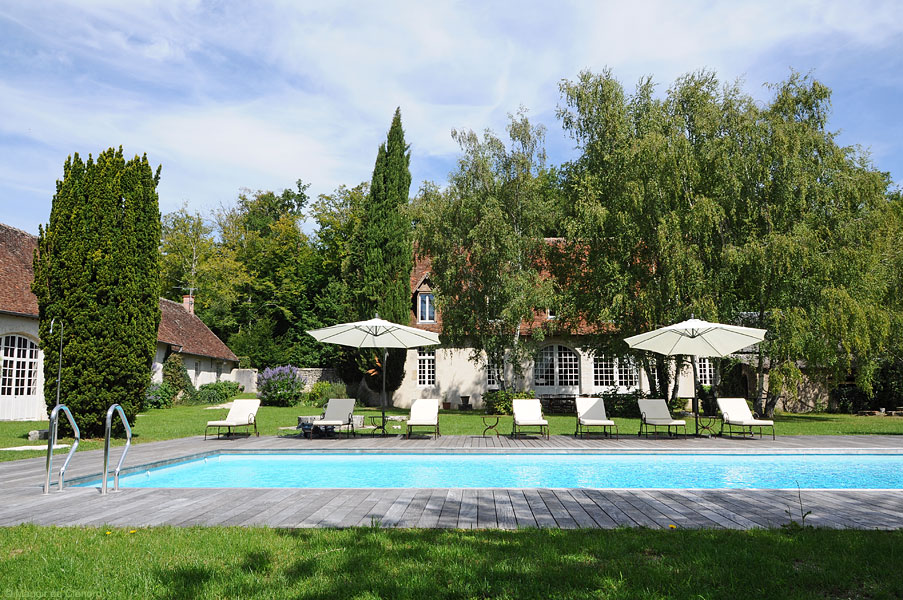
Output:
left=381, top=348, right=388, bottom=436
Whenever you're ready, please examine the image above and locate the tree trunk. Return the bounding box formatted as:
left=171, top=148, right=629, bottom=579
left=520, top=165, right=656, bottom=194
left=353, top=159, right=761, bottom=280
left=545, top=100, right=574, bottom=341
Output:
left=656, top=355, right=670, bottom=399
left=669, top=356, right=682, bottom=405
left=754, top=346, right=767, bottom=415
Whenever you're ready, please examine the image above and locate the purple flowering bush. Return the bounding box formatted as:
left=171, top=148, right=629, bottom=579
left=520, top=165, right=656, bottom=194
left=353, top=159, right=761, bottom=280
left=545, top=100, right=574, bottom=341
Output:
left=257, top=365, right=306, bottom=406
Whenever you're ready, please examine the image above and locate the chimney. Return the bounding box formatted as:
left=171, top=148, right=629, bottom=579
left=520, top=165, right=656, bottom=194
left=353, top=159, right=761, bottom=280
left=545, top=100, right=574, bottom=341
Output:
left=182, top=294, right=195, bottom=314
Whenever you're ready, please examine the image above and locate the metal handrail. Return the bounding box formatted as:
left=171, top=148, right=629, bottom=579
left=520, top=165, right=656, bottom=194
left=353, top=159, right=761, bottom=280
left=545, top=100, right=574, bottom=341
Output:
left=43, top=405, right=80, bottom=494
left=102, top=404, right=132, bottom=494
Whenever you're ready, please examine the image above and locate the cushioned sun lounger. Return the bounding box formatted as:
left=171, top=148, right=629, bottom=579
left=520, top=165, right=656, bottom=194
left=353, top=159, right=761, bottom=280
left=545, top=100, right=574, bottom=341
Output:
left=717, top=397, right=775, bottom=440
left=205, top=399, right=260, bottom=440
left=406, top=398, right=440, bottom=439
left=575, top=396, right=618, bottom=439
left=513, top=399, right=549, bottom=439
left=310, top=398, right=356, bottom=438
left=637, top=398, right=687, bottom=438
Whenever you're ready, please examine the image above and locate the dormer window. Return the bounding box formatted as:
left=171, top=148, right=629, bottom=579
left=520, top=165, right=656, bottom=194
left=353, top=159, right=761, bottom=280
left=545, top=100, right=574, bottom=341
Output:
left=418, top=293, right=435, bottom=323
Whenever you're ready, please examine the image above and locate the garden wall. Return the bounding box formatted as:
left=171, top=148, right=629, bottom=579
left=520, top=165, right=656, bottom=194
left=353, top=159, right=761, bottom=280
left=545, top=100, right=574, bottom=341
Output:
left=297, top=368, right=341, bottom=392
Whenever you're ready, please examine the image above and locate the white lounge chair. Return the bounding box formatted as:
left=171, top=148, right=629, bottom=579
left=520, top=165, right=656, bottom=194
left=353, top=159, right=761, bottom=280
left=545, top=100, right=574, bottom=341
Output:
left=637, top=398, right=687, bottom=438
left=513, top=399, right=549, bottom=439
left=205, top=399, right=260, bottom=440
left=575, top=396, right=618, bottom=439
left=310, top=398, right=356, bottom=438
left=717, top=397, right=775, bottom=440
left=406, top=398, right=440, bottom=439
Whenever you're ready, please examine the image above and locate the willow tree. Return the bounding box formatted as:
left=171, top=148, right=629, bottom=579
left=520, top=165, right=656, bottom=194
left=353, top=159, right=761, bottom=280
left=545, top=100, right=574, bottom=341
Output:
left=557, top=69, right=897, bottom=415
left=413, top=110, right=556, bottom=389
left=33, top=148, right=161, bottom=435
left=345, top=108, right=413, bottom=395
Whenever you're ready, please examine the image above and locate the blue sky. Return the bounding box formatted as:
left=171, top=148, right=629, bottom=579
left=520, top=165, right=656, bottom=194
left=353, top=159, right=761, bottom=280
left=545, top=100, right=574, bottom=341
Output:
left=2, top=1, right=902, bottom=235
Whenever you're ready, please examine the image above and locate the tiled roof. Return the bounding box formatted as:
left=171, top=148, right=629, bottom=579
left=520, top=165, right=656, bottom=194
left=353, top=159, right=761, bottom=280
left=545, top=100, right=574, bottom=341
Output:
left=0, top=222, right=237, bottom=362
left=158, top=298, right=238, bottom=362
left=409, top=249, right=599, bottom=337
left=0, top=224, right=39, bottom=317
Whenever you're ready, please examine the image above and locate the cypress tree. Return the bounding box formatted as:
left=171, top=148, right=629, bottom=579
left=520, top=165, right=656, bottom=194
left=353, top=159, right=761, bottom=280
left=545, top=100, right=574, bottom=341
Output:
left=347, top=108, right=414, bottom=397
left=33, top=148, right=161, bottom=436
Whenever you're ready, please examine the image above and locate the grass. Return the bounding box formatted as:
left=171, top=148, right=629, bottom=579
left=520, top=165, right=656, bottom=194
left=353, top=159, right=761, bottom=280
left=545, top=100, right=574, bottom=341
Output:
left=2, top=400, right=902, bottom=463
left=1, top=525, right=900, bottom=599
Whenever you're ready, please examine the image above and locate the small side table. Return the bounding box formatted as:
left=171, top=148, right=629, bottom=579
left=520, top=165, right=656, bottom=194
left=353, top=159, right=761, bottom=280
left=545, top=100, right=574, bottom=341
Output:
left=368, top=414, right=388, bottom=436
left=695, top=415, right=718, bottom=437
left=482, top=415, right=502, bottom=437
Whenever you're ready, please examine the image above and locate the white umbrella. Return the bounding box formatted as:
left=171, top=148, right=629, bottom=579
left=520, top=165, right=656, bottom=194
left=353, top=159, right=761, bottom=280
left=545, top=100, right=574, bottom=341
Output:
left=307, top=315, right=441, bottom=434
left=624, top=318, right=766, bottom=434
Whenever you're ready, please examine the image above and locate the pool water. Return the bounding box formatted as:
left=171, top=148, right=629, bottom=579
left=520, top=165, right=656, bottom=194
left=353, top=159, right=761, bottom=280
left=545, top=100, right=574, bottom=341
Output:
left=81, top=453, right=903, bottom=490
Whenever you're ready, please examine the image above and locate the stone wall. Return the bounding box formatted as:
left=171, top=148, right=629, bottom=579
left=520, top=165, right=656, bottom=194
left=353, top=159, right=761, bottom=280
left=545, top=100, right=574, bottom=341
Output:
left=297, top=368, right=342, bottom=392
left=231, top=368, right=258, bottom=394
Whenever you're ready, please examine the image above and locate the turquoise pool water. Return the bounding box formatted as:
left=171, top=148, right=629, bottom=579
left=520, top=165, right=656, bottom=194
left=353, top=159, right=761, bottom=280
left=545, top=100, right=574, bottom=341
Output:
left=81, top=453, right=903, bottom=489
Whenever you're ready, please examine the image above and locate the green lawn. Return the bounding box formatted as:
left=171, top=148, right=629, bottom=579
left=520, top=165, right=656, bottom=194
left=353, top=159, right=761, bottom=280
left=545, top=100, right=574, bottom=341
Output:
left=2, top=400, right=902, bottom=463
left=0, top=525, right=900, bottom=599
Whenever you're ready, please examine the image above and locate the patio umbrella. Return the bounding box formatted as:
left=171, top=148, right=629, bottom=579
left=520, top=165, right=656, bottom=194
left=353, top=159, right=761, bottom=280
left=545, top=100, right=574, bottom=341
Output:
left=623, top=318, right=766, bottom=435
left=307, top=315, right=441, bottom=434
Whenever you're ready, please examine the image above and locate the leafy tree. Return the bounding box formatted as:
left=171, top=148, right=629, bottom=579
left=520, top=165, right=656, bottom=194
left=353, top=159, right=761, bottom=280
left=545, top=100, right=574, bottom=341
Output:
left=344, top=109, right=414, bottom=397
left=33, top=148, right=161, bottom=435
left=556, top=69, right=898, bottom=415
left=214, top=183, right=329, bottom=369
left=413, top=110, right=556, bottom=389
left=160, top=203, right=213, bottom=300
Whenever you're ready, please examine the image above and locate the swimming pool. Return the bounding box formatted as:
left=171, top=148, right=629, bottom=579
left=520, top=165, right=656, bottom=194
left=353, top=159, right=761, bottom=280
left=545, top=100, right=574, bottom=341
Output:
left=80, top=452, right=903, bottom=490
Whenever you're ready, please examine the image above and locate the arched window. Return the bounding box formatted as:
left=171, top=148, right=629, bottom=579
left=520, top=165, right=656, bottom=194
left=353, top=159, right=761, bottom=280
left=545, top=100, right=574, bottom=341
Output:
left=533, top=345, right=579, bottom=387
left=1, top=335, right=39, bottom=397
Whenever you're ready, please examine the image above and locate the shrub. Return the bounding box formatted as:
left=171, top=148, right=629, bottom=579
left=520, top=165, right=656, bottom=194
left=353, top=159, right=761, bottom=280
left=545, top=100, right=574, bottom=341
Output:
left=193, top=381, right=244, bottom=405
left=483, top=390, right=535, bottom=415
left=162, top=354, right=195, bottom=402
left=145, top=382, right=175, bottom=409
left=258, top=365, right=306, bottom=407
left=592, top=390, right=644, bottom=418
left=698, top=385, right=717, bottom=416
left=303, top=381, right=348, bottom=408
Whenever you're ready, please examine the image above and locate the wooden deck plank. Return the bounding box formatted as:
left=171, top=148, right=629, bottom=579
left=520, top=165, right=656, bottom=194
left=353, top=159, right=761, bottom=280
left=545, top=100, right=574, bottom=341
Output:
left=457, top=488, right=479, bottom=529
left=492, top=490, right=518, bottom=530
left=436, top=489, right=462, bottom=529
left=507, top=489, right=538, bottom=528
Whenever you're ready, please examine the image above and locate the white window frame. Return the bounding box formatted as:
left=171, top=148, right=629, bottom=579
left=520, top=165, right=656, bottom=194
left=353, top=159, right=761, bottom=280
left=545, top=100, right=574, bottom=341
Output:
left=533, top=345, right=579, bottom=390
left=593, top=355, right=639, bottom=392
left=486, top=360, right=500, bottom=390
left=0, top=335, right=39, bottom=397
left=417, top=349, right=436, bottom=386
left=418, top=293, right=436, bottom=323
left=697, top=357, right=714, bottom=387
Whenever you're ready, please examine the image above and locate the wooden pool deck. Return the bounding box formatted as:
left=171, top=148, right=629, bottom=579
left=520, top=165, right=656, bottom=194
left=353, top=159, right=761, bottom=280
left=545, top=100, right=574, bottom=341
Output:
left=2, top=433, right=902, bottom=530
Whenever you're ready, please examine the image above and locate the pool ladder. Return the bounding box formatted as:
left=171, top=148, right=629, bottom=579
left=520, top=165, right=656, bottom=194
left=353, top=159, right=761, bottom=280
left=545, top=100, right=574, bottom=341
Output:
left=42, top=403, right=132, bottom=494
left=43, top=404, right=80, bottom=494
left=102, top=404, right=132, bottom=494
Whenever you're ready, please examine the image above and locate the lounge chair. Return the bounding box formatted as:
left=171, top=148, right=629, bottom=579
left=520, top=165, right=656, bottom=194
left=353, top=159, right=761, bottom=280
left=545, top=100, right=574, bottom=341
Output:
left=205, top=399, right=260, bottom=440
left=512, top=399, right=549, bottom=439
left=637, top=398, right=687, bottom=438
left=575, top=396, right=618, bottom=439
left=717, top=397, right=775, bottom=440
left=406, top=398, right=440, bottom=439
left=310, top=398, right=356, bottom=438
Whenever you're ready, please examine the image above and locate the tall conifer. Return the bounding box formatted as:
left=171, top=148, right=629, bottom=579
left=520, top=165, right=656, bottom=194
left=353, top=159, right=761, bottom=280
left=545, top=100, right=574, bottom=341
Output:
left=347, top=108, right=414, bottom=397
left=33, top=148, right=161, bottom=436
